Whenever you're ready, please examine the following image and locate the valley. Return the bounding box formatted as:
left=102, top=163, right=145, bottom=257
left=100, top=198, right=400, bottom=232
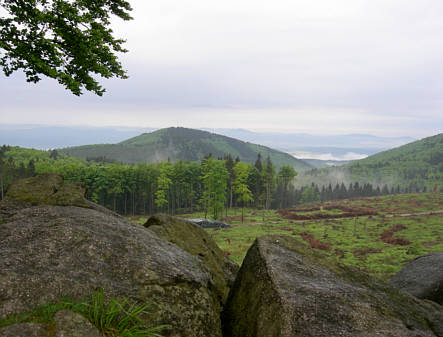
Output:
left=139, top=193, right=442, bottom=281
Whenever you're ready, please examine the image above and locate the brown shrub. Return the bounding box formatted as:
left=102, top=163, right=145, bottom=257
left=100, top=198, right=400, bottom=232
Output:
left=299, top=231, right=330, bottom=251
left=353, top=247, right=382, bottom=257
left=334, top=248, right=345, bottom=258
left=380, top=224, right=410, bottom=246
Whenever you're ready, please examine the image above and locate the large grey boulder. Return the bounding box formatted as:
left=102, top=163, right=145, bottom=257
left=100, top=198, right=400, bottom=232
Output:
left=0, top=174, right=222, bottom=337
left=223, top=235, right=443, bottom=337
left=144, top=214, right=238, bottom=304
left=390, top=252, right=443, bottom=304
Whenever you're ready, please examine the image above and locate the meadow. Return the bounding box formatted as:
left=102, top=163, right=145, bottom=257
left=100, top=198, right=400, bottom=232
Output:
left=130, top=192, right=443, bottom=281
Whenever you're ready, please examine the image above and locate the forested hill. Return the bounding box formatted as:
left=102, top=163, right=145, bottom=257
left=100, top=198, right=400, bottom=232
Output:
left=60, top=127, right=313, bottom=171
left=297, top=133, right=443, bottom=190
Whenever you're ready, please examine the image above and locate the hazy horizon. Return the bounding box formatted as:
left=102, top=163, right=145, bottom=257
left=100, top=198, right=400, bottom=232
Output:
left=0, top=123, right=427, bottom=161
left=1, top=0, right=442, bottom=138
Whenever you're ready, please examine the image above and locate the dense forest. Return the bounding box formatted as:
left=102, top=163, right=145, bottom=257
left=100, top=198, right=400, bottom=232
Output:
left=0, top=145, right=426, bottom=219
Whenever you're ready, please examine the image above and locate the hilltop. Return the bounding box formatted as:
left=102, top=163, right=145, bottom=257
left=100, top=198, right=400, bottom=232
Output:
left=60, top=127, right=313, bottom=170
left=296, top=133, right=443, bottom=190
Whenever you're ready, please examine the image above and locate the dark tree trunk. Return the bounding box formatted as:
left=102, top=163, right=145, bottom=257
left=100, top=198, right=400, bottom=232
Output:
left=0, top=174, right=3, bottom=200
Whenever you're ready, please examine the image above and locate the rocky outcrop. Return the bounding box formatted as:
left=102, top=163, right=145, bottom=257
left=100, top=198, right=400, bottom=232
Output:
left=4, top=174, right=441, bottom=337
left=144, top=214, right=238, bottom=304
left=222, top=235, right=443, bottom=337
left=390, top=252, right=443, bottom=304
left=0, top=174, right=223, bottom=337
left=4, top=173, right=89, bottom=208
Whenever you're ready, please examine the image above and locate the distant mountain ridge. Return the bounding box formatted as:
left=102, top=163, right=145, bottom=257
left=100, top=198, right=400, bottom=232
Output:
left=0, top=124, right=417, bottom=161
left=60, top=127, right=313, bottom=170
left=296, top=133, right=443, bottom=190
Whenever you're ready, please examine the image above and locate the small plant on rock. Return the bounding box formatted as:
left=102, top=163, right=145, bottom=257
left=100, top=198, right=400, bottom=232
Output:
left=0, top=289, right=168, bottom=337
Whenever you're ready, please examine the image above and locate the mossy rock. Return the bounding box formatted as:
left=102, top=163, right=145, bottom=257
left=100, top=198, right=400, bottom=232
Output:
left=144, top=214, right=238, bottom=305
left=5, top=174, right=90, bottom=208
left=223, top=234, right=443, bottom=337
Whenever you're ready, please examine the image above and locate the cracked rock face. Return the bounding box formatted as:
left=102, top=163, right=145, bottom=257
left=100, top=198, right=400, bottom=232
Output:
left=0, top=174, right=222, bottom=337
left=222, top=235, right=443, bottom=337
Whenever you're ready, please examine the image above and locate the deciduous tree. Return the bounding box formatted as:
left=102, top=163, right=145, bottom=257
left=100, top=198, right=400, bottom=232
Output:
left=233, top=162, right=253, bottom=223
left=0, top=0, right=132, bottom=95
left=201, top=157, right=228, bottom=220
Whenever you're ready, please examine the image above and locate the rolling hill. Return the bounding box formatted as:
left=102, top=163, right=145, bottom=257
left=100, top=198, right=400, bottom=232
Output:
left=60, top=127, right=313, bottom=171
left=296, top=133, right=443, bottom=190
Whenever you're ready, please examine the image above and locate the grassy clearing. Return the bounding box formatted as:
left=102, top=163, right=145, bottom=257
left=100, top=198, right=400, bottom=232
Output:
left=135, top=193, right=442, bottom=281
left=0, top=289, right=167, bottom=337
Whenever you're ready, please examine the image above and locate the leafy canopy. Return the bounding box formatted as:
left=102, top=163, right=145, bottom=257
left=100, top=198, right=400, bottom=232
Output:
left=0, top=0, right=132, bottom=95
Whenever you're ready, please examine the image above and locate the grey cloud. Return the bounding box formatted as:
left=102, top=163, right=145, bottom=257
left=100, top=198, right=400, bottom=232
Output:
left=1, top=0, right=442, bottom=137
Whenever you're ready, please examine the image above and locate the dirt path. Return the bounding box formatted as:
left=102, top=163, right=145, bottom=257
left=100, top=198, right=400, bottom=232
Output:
left=385, top=210, right=443, bottom=218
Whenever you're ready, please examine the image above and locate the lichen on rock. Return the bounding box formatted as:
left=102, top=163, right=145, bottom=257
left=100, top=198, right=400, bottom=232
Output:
left=5, top=173, right=90, bottom=208
left=54, top=310, right=101, bottom=337
left=0, top=322, right=47, bottom=337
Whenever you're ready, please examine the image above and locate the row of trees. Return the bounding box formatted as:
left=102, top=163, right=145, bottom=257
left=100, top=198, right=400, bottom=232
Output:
left=0, top=147, right=299, bottom=219
left=291, top=182, right=422, bottom=205
left=1, top=146, right=431, bottom=219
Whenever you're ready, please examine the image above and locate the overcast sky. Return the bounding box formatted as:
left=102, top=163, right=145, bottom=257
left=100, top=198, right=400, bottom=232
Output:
left=0, top=0, right=442, bottom=137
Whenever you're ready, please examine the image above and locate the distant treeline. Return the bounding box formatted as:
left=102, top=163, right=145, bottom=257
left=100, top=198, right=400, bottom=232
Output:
left=290, top=182, right=430, bottom=205
left=0, top=146, right=433, bottom=219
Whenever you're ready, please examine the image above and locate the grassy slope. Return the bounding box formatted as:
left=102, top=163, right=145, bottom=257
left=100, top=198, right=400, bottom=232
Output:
left=296, top=133, right=443, bottom=189
left=60, top=127, right=313, bottom=170
left=129, top=193, right=443, bottom=281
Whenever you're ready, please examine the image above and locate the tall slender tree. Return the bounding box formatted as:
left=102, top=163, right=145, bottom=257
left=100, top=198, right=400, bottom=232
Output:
left=233, top=162, right=253, bottom=223
left=263, top=156, right=275, bottom=210
left=277, top=165, right=297, bottom=208
left=201, top=157, right=228, bottom=220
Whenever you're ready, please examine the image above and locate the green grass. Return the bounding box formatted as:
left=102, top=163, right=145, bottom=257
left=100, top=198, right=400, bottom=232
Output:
left=0, top=289, right=168, bottom=337
left=152, top=193, right=443, bottom=281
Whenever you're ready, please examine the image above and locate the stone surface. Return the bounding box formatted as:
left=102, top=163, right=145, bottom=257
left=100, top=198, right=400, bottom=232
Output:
left=390, top=252, right=443, bottom=304
left=144, top=214, right=238, bottom=304
left=0, top=174, right=222, bottom=337
left=55, top=310, right=101, bottom=337
left=5, top=173, right=89, bottom=208
left=0, top=322, right=47, bottom=337
left=223, top=235, right=443, bottom=337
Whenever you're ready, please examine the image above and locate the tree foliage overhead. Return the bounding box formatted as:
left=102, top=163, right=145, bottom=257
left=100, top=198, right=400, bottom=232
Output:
left=0, top=0, right=132, bottom=95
